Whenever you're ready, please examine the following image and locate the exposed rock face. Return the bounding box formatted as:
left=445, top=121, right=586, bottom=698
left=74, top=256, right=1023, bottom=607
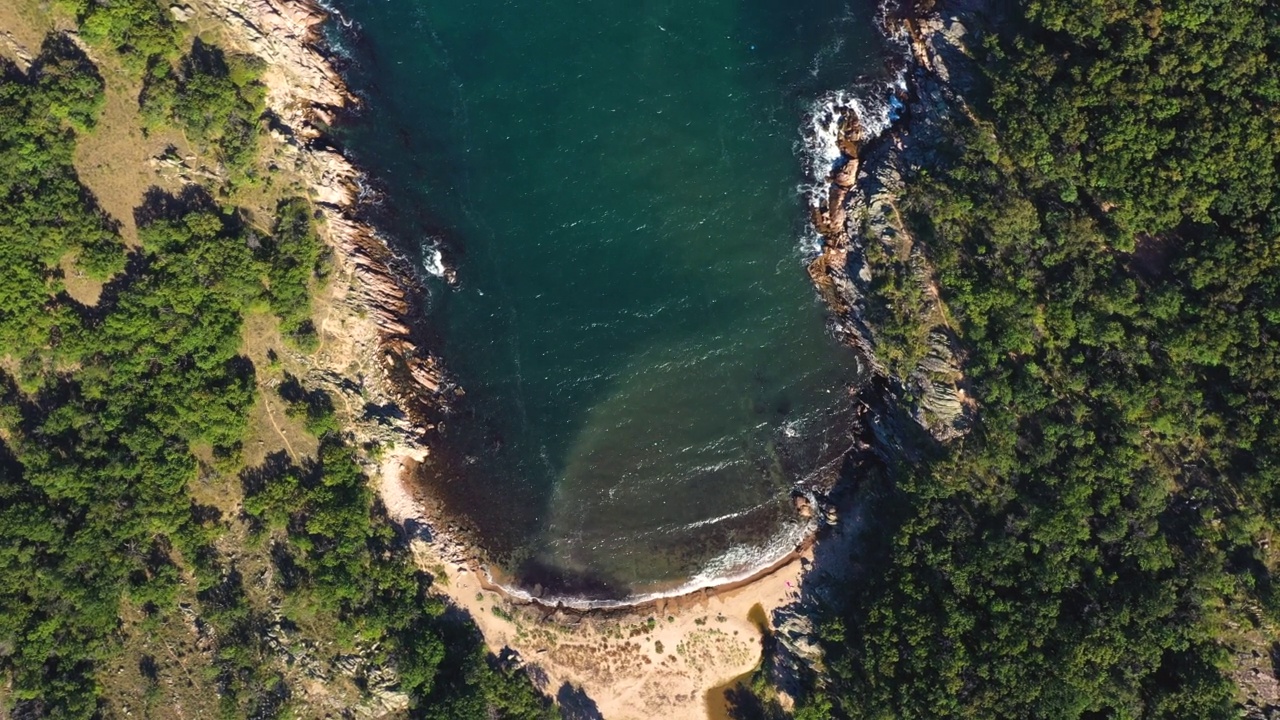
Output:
left=150, top=145, right=225, bottom=183
left=331, top=650, right=412, bottom=716
left=763, top=1, right=986, bottom=689
left=767, top=606, right=823, bottom=700
left=179, top=0, right=452, bottom=708
left=199, top=0, right=456, bottom=430
left=0, top=30, right=34, bottom=70
left=197, top=0, right=349, bottom=120
left=805, top=1, right=977, bottom=443
left=773, top=610, right=822, bottom=666
left=169, top=5, right=196, bottom=22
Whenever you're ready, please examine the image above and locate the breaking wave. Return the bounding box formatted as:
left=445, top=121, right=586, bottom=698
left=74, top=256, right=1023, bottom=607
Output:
left=798, top=78, right=905, bottom=212
left=486, top=516, right=817, bottom=610
left=796, top=6, right=912, bottom=251
left=422, top=246, right=447, bottom=277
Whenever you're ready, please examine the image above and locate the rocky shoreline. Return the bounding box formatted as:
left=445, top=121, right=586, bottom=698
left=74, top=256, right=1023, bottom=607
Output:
left=806, top=0, right=982, bottom=445
left=192, top=0, right=498, bottom=608
left=200, top=0, right=835, bottom=616
left=756, top=0, right=991, bottom=693
left=193, top=0, right=990, bottom=712
left=203, top=0, right=980, bottom=617
left=196, top=0, right=455, bottom=436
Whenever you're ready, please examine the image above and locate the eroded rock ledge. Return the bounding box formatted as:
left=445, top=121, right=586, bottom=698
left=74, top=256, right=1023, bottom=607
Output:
left=195, top=0, right=453, bottom=435
left=807, top=0, right=982, bottom=442
left=763, top=0, right=990, bottom=695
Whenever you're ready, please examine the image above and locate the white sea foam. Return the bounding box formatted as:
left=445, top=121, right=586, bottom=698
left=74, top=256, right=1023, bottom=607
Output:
left=313, top=0, right=358, bottom=30
left=354, top=176, right=381, bottom=205
left=485, top=516, right=817, bottom=610
left=680, top=499, right=771, bottom=531
left=688, top=518, right=812, bottom=584
left=799, top=223, right=826, bottom=257
left=798, top=82, right=901, bottom=211
left=314, top=0, right=361, bottom=64
left=422, top=246, right=447, bottom=277
left=796, top=7, right=913, bottom=253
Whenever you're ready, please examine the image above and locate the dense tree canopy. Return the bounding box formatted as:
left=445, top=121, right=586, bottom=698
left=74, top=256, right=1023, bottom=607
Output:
left=142, top=39, right=266, bottom=175
left=73, top=0, right=179, bottom=70
left=806, top=0, right=1280, bottom=717
left=0, top=17, right=555, bottom=720
left=0, top=38, right=121, bottom=363
left=15, top=0, right=1280, bottom=716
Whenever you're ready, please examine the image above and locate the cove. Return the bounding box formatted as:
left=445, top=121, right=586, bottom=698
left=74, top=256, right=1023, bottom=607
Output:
left=331, top=0, right=891, bottom=600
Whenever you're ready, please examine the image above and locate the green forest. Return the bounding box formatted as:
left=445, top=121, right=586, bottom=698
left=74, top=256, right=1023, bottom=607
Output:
left=3, top=0, right=1280, bottom=717
left=799, top=0, right=1280, bottom=718
left=0, top=12, right=553, bottom=720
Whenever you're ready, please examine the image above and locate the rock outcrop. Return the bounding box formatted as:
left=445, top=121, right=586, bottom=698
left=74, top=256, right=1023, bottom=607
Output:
left=198, top=0, right=456, bottom=430
left=764, top=0, right=988, bottom=686
left=805, top=0, right=979, bottom=443
left=174, top=0, right=457, bottom=708
left=0, top=30, right=34, bottom=70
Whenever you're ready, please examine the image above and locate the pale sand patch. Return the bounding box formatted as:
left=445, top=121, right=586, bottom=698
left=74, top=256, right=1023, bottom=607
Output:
left=378, top=454, right=807, bottom=720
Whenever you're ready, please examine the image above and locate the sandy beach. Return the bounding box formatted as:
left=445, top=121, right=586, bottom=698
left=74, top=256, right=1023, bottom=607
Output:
left=379, top=453, right=809, bottom=720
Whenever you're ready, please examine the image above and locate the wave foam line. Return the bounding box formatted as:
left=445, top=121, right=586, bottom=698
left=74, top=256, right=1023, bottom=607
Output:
left=483, top=518, right=817, bottom=610
left=795, top=7, right=913, bottom=239
left=798, top=81, right=899, bottom=209
left=680, top=499, right=773, bottom=531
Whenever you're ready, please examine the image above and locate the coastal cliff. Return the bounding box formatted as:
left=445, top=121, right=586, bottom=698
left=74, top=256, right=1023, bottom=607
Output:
left=184, top=1, right=1280, bottom=718
left=192, top=0, right=453, bottom=434
left=154, top=0, right=982, bottom=715
left=158, top=5, right=824, bottom=717
left=806, top=0, right=981, bottom=443
left=202, top=0, right=971, bottom=616
left=760, top=0, right=991, bottom=698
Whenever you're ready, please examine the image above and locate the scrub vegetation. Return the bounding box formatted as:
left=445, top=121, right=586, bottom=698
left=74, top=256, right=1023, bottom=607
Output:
left=0, top=5, right=554, bottom=719
left=140, top=38, right=266, bottom=178
left=6, top=0, right=1280, bottom=717
left=799, top=0, right=1280, bottom=718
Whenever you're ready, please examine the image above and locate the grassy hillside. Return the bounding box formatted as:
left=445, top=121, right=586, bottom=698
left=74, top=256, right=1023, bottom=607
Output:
left=0, top=3, right=555, bottom=718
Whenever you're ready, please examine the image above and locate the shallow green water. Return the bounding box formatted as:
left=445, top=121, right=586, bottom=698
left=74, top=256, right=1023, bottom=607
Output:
left=332, top=0, right=891, bottom=601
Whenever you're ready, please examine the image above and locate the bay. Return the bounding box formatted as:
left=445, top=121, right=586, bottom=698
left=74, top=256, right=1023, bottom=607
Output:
left=331, top=0, right=890, bottom=600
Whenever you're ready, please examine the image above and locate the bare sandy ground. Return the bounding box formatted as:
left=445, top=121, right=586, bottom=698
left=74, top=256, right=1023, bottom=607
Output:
left=378, top=453, right=808, bottom=720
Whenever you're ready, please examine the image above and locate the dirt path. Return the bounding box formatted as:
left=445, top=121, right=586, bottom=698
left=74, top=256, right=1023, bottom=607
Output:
left=258, top=386, right=299, bottom=463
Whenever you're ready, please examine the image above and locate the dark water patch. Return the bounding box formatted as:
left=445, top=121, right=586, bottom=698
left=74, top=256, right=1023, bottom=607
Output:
left=329, top=0, right=891, bottom=598
left=706, top=667, right=763, bottom=720
left=748, top=603, right=770, bottom=634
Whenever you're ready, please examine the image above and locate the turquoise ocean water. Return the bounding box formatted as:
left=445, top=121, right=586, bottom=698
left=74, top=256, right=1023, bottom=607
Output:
left=330, top=0, right=894, bottom=602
